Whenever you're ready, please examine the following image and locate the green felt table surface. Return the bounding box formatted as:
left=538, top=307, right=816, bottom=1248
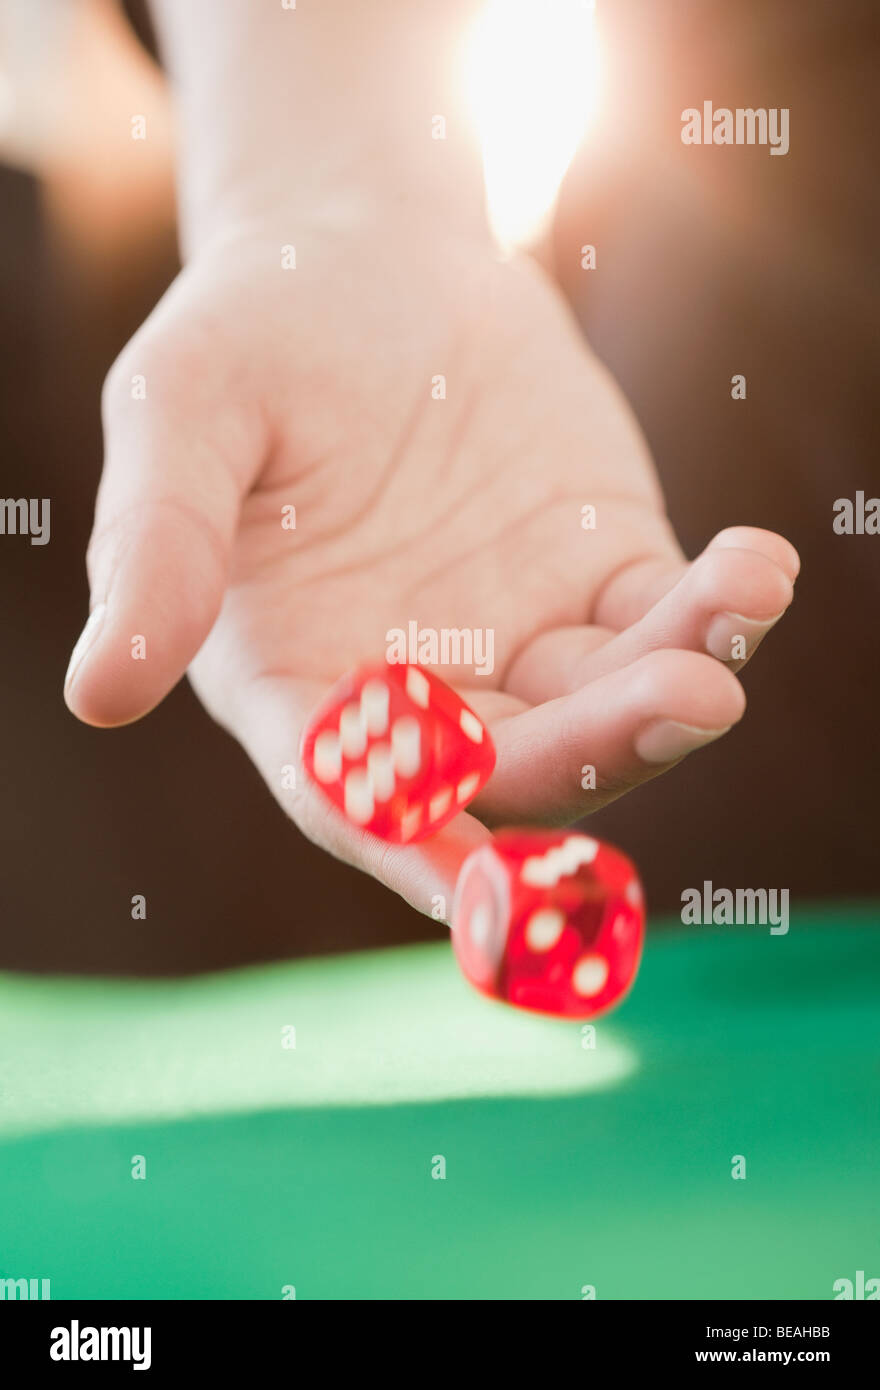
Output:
left=0, top=904, right=877, bottom=1300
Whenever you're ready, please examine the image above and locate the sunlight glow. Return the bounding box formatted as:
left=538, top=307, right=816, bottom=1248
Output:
left=464, top=0, right=601, bottom=252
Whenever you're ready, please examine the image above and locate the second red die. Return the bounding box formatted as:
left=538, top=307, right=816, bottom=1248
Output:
left=300, top=663, right=495, bottom=843
left=452, top=829, right=645, bottom=1018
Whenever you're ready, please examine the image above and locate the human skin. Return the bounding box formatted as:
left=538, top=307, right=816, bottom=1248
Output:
left=64, top=0, right=798, bottom=919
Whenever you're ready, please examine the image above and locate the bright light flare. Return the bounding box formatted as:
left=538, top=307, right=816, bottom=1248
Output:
left=463, top=0, right=601, bottom=252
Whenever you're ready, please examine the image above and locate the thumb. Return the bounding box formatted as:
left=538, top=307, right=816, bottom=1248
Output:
left=65, top=333, right=262, bottom=727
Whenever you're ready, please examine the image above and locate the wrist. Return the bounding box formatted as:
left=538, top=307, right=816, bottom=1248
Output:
left=151, top=0, right=490, bottom=258
left=177, top=148, right=491, bottom=262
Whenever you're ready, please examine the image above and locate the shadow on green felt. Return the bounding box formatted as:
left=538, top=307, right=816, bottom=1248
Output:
left=0, top=1074, right=874, bottom=1300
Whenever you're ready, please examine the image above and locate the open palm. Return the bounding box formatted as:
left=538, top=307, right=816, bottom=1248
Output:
left=67, top=221, right=798, bottom=915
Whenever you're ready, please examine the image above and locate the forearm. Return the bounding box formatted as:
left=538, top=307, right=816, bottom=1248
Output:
left=149, top=0, right=489, bottom=254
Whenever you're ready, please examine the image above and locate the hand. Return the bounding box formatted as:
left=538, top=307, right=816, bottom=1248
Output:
left=64, top=212, right=798, bottom=917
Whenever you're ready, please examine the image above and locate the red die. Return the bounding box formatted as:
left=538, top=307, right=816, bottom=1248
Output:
left=300, top=664, right=495, bottom=843
left=452, top=829, right=644, bottom=1018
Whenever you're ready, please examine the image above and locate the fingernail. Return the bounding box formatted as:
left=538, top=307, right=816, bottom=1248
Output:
left=635, top=719, right=731, bottom=765
left=705, top=610, right=786, bottom=663
left=64, top=603, right=106, bottom=693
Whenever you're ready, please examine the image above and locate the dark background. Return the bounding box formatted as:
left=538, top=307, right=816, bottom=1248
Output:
left=1, top=0, right=877, bottom=975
